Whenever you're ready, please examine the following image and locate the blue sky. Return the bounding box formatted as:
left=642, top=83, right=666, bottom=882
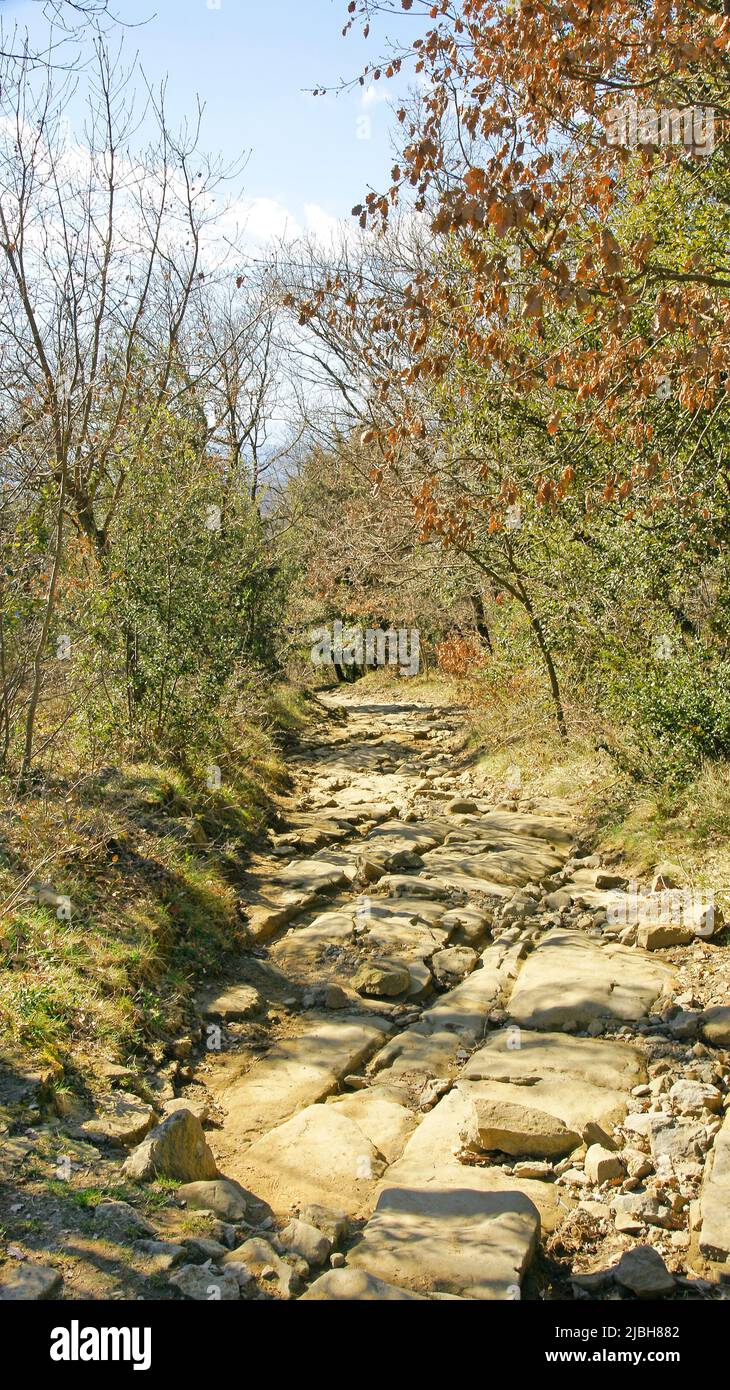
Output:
left=6, top=0, right=421, bottom=245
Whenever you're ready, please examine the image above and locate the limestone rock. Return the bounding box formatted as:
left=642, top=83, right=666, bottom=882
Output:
left=122, top=1108, right=218, bottom=1183
left=507, top=930, right=674, bottom=1030
left=446, top=798, right=478, bottom=814
left=198, top=983, right=261, bottom=1021
left=669, top=1080, right=722, bottom=1116
left=168, top=1264, right=240, bottom=1300
left=0, top=1261, right=62, bottom=1300
left=584, top=1144, right=624, bottom=1184
left=220, top=1016, right=392, bottom=1142
left=233, top=1103, right=386, bottom=1216
left=699, top=1112, right=730, bottom=1260
left=636, top=922, right=693, bottom=950
left=279, top=1218, right=332, bottom=1266
left=76, top=1092, right=157, bottom=1147
left=327, top=1087, right=418, bottom=1165
left=300, top=1268, right=427, bottom=1300
left=460, top=1094, right=580, bottom=1159
left=162, top=1097, right=210, bottom=1124
left=348, top=1182, right=540, bottom=1299
left=614, top=1246, right=674, bottom=1298
left=353, top=959, right=411, bottom=998
left=221, top=1237, right=302, bottom=1297
left=176, top=1178, right=248, bottom=1221
left=649, top=1116, right=705, bottom=1167
left=700, top=1005, right=730, bottom=1048
left=431, top=945, right=478, bottom=985
left=298, top=1204, right=348, bottom=1247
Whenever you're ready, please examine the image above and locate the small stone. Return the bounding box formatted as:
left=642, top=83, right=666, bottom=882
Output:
left=446, top=798, right=478, bottom=814
left=298, top=1204, right=348, bottom=1247
left=221, top=1237, right=302, bottom=1298
left=93, top=1200, right=155, bottom=1239
left=134, top=1240, right=186, bottom=1273
left=624, top=1148, right=654, bottom=1180
left=700, top=1006, right=730, bottom=1048
left=220, top=1261, right=252, bottom=1288
left=650, top=863, right=684, bottom=891
left=460, top=1096, right=581, bottom=1159
left=0, top=1262, right=62, bottom=1300
left=75, top=1092, right=157, bottom=1147
left=431, top=946, right=478, bottom=985
left=182, top=1237, right=227, bottom=1264
left=279, top=1218, right=332, bottom=1267
left=669, top=1080, right=723, bottom=1116
left=584, top=1144, right=624, bottom=1184
left=330, top=1252, right=346, bottom=1268
left=512, top=1160, right=554, bottom=1180
left=637, top=922, right=693, bottom=950
left=324, top=984, right=349, bottom=1009
left=353, top=960, right=411, bottom=998
left=168, top=1264, right=240, bottom=1300
left=614, top=1246, right=674, bottom=1298
left=595, top=872, right=628, bottom=890
left=582, top=1121, right=619, bottom=1151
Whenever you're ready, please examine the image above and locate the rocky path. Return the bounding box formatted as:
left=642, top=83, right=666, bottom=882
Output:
left=3, top=688, right=730, bottom=1302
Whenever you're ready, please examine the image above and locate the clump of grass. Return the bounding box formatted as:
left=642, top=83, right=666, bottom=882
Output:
left=0, top=694, right=306, bottom=1075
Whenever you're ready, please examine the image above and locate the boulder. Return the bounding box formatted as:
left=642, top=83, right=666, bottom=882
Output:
left=122, top=1108, right=218, bottom=1183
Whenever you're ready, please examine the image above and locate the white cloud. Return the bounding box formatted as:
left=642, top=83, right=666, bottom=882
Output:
left=241, top=196, right=303, bottom=243
left=361, top=83, right=390, bottom=108
left=303, top=202, right=343, bottom=246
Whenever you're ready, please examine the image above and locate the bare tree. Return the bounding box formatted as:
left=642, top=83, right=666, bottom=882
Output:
left=0, top=37, right=238, bottom=772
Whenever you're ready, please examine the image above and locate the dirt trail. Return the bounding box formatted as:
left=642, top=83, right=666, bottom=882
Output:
left=3, top=687, right=730, bottom=1302
left=184, top=689, right=730, bottom=1300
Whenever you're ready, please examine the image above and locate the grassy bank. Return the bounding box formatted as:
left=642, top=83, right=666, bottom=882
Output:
left=0, top=686, right=316, bottom=1086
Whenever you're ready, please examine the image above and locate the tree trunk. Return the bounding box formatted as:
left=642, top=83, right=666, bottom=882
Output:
left=21, top=469, right=67, bottom=778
